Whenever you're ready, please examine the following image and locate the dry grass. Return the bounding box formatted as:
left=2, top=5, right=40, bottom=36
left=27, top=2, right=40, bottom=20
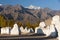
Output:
left=45, top=18, right=52, bottom=26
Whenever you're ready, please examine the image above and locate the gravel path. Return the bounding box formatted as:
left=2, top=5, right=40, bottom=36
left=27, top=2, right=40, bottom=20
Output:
left=0, top=35, right=58, bottom=40
left=0, top=33, right=58, bottom=40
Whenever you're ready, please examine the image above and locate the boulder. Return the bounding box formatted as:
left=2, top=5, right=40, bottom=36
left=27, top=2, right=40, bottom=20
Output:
left=1, top=27, right=10, bottom=35
left=10, top=24, right=19, bottom=35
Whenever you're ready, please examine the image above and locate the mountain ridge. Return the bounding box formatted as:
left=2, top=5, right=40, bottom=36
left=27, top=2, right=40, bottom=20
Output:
left=0, top=4, right=60, bottom=28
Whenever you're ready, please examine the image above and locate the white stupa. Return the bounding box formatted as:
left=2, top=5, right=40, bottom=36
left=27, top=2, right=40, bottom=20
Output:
left=52, top=15, right=60, bottom=40
left=20, top=27, right=30, bottom=34
left=28, top=28, right=34, bottom=33
left=20, top=26, right=24, bottom=33
left=39, top=22, right=46, bottom=28
left=42, top=26, right=50, bottom=36
left=52, top=15, right=60, bottom=24
left=20, top=26, right=25, bottom=33
left=1, top=27, right=10, bottom=35
left=10, top=23, right=19, bottom=35
left=24, top=27, right=28, bottom=32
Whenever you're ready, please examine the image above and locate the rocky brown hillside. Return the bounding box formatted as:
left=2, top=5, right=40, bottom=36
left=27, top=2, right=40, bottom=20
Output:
left=0, top=4, right=60, bottom=28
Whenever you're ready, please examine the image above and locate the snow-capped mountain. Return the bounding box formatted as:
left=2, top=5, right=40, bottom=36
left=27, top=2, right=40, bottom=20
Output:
left=26, top=5, right=40, bottom=9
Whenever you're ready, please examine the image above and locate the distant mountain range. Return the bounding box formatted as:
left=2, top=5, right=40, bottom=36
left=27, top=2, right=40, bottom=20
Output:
left=0, top=4, right=60, bottom=28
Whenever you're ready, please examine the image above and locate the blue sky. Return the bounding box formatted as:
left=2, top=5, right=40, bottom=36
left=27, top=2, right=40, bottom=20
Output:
left=0, top=0, right=60, bottom=10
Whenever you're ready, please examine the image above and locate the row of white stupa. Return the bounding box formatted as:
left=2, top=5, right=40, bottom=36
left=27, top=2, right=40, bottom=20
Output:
left=1, top=15, right=60, bottom=40
left=1, top=24, right=34, bottom=35
left=1, top=25, right=34, bottom=35
left=0, top=15, right=58, bottom=36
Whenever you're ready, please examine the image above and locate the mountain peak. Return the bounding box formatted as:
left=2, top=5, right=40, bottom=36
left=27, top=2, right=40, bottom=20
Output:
left=0, top=4, right=2, bottom=6
left=26, top=5, right=40, bottom=9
